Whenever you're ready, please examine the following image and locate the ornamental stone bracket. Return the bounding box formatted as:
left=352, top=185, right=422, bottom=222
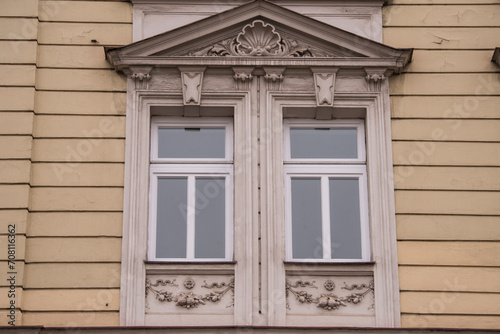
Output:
left=263, top=67, right=285, bottom=91
left=179, top=66, right=206, bottom=117
left=311, top=67, right=338, bottom=120
left=232, top=67, right=254, bottom=90
left=365, top=67, right=388, bottom=92
left=124, top=66, right=153, bottom=89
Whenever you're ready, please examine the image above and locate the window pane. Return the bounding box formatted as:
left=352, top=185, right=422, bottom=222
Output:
left=290, top=127, right=357, bottom=159
left=291, top=178, right=323, bottom=259
left=156, top=177, right=187, bottom=258
left=195, top=177, right=226, bottom=259
left=156, top=178, right=188, bottom=258
left=158, top=127, right=225, bottom=159
left=329, top=178, right=362, bottom=259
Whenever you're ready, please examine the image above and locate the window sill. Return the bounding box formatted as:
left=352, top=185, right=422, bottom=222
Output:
left=284, top=261, right=375, bottom=275
left=145, top=261, right=236, bottom=275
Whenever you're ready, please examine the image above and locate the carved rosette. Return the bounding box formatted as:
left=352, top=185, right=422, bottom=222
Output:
left=187, top=20, right=331, bottom=58
left=146, top=277, right=234, bottom=310
left=125, top=66, right=152, bottom=89
left=285, top=279, right=374, bottom=312
left=365, top=68, right=388, bottom=92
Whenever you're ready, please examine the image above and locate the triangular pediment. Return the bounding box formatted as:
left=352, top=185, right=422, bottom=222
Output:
left=106, top=0, right=412, bottom=71
left=154, top=18, right=365, bottom=58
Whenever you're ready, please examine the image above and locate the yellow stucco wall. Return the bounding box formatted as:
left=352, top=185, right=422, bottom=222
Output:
left=0, top=0, right=499, bottom=329
left=384, top=0, right=500, bottom=329
left=0, top=0, right=130, bottom=326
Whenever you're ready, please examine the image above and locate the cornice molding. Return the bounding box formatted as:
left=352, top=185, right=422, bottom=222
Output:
left=130, top=0, right=386, bottom=5
left=108, top=57, right=411, bottom=74
left=3, top=327, right=495, bottom=334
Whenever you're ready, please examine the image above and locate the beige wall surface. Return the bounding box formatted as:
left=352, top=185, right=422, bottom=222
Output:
left=384, top=0, right=500, bottom=329
left=0, top=0, right=131, bottom=327
left=0, top=0, right=37, bottom=326
left=0, top=0, right=499, bottom=329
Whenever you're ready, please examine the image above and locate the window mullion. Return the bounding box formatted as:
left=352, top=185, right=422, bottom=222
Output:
left=186, top=175, right=196, bottom=259
left=321, top=175, right=331, bottom=260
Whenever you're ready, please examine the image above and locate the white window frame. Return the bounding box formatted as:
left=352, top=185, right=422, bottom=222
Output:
left=283, top=119, right=366, bottom=164
left=148, top=117, right=234, bottom=262
left=151, top=117, right=233, bottom=163
left=283, top=119, right=370, bottom=262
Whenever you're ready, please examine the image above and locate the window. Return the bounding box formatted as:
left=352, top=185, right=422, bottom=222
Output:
left=284, top=120, right=369, bottom=262
left=111, top=0, right=411, bottom=325
left=149, top=117, right=233, bottom=261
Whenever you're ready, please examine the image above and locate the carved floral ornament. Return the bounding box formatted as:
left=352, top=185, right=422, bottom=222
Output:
left=286, top=279, right=374, bottom=311
left=146, top=278, right=234, bottom=309
left=188, top=20, right=331, bottom=58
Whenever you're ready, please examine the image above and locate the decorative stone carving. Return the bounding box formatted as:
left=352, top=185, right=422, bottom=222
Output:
left=324, top=280, right=335, bottom=291
left=232, top=67, right=254, bottom=90
left=187, top=20, right=331, bottom=58
left=125, top=66, right=152, bottom=89
left=179, top=67, right=205, bottom=105
left=314, top=74, right=335, bottom=106
left=286, top=278, right=374, bottom=312
left=311, top=68, right=338, bottom=119
left=146, top=277, right=234, bottom=310
left=237, top=20, right=281, bottom=56
left=263, top=67, right=285, bottom=91
left=183, top=278, right=195, bottom=290
left=178, top=66, right=206, bottom=116
left=365, top=68, right=387, bottom=92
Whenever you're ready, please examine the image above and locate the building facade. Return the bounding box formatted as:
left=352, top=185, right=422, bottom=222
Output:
left=0, top=0, right=499, bottom=330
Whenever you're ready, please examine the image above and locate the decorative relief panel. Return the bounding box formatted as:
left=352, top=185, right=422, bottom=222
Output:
left=285, top=276, right=374, bottom=316
left=187, top=20, right=332, bottom=58
left=146, top=275, right=234, bottom=314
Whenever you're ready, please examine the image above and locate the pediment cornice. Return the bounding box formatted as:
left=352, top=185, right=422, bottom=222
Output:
left=106, top=0, right=412, bottom=73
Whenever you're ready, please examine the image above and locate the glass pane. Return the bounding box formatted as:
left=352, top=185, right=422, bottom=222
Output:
left=195, top=178, right=226, bottom=259
left=158, top=127, right=225, bottom=159
left=156, top=178, right=188, bottom=258
left=329, top=178, right=362, bottom=259
left=290, top=127, right=358, bottom=159
left=291, top=178, right=323, bottom=259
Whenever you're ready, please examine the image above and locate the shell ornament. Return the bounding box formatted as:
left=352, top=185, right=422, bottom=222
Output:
left=235, top=20, right=284, bottom=56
